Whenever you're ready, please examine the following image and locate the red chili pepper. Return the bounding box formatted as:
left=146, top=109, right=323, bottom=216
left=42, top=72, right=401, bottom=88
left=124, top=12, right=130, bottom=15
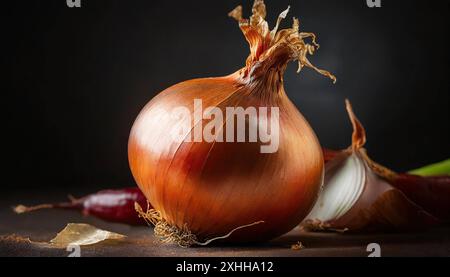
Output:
left=14, top=187, right=149, bottom=225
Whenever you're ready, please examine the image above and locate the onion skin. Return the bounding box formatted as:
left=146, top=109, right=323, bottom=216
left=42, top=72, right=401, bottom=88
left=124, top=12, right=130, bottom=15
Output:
left=322, top=151, right=450, bottom=222
left=323, top=152, right=439, bottom=231
left=304, top=101, right=443, bottom=232
left=388, top=174, right=450, bottom=221
left=323, top=148, right=340, bottom=163
left=128, top=1, right=334, bottom=242
left=323, top=152, right=450, bottom=222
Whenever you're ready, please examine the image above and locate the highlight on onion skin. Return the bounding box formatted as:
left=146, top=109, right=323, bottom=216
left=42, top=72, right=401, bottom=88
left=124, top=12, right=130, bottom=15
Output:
left=128, top=0, right=335, bottom=244
left=303, top=100, right=444, bottom=232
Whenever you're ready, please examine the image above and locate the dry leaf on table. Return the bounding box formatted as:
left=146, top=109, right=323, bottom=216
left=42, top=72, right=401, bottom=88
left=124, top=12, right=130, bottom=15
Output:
left=46, top=223, right=126, bottom=248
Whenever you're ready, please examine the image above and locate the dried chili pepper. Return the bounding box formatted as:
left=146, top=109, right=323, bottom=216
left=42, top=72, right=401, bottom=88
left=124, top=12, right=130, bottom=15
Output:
left=14, top=187, right=149, bottom=225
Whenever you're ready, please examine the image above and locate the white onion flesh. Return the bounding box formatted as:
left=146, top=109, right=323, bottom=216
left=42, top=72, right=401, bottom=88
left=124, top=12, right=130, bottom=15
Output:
left=306, top=154, right=365, bottom=222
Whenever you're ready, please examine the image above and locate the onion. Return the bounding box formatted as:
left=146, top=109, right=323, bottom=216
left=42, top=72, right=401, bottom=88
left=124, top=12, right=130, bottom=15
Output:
left=303, top=100, right=440, bottom=232
left=129, top=0, right=335, bottom=245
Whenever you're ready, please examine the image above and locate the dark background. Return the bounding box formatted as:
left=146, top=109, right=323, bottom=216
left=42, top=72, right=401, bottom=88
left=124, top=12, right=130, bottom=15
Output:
left=3, top=0, right=449, bottom=191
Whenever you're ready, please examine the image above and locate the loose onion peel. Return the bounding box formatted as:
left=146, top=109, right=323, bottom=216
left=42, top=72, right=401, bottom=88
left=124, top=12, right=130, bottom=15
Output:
left=303, top=100, right=444, bottom=232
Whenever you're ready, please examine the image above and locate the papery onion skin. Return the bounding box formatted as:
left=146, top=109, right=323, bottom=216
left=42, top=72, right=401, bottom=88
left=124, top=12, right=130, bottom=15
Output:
left=324, top=152, right=439, bottom=231
left=128, top=1, right=335, bottom=242
left=304, top=101, right=441, bottom=232
left=323, top=152, right=450, bottom=222
left=386, top=174, right=450, bottom=221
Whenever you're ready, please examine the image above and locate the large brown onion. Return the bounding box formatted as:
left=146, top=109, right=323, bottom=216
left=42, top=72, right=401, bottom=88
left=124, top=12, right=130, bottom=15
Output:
left=128, top=0, right=335, bottom=244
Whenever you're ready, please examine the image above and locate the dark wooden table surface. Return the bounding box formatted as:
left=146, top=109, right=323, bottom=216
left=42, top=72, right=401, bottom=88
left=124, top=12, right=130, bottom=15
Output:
left=1, top=189, right=449, bottom=257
